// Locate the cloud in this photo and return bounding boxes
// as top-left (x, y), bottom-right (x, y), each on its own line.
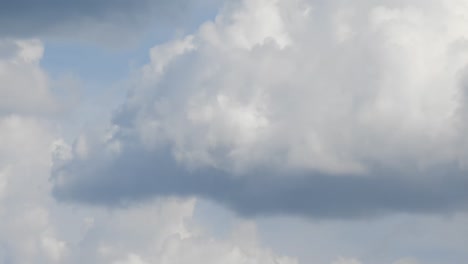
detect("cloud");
top-left (0, 115), bottom-right (65, 263)
top-left (0, 39), bottom-right (60, 116)
top-left (0, 87), bottom-right (294, 263)
top-left (0, 127), bottom-right (296, 263)
top-left (51, 143), bottom-right (468, 218)
top-left (0, 38), bottom-right (75, 262)
top-left (0, 48), bottom-right (295, 261)
top-left (331, 258), bottom-right (362, 264)
top-left (0, 120), bottom-right (294, 264)
top-left (93, 206), bottom-right (297, 264)
top-left (0, 0), bottom-right (220, 44)
top-left (121, 0), bottom-right (468, 174)
top-left (51, 0), bottom-right (468, 219)
top-left (58, 196), bottom-right (296, 264)
top-left (1, 10), bottom-right (464, 261)
top-left (71, 201), bottom-right (298, 264)
top-left (392, 259), bottom-right (420, 264)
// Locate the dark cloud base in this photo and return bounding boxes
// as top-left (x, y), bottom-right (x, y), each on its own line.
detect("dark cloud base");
top-left (52, 147), bottom-right (468, 219)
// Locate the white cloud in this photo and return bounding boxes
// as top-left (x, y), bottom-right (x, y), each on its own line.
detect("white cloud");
top-left (0, 49), bottom-right (296, 262)
top-left (393, 258), bottom-right (420, 264)
top-left (0, 114), bottom-right (295, 264)
top-left (0, 0), bottom-right (467, 263)
top-left (49, 0), bottom-right (468, 221)
top-left (2, 0), bottom-right (467, 262)
top-left (41, 235), bottom-right (68, 262)
top-left (102, 0), bottom-right (468, 175)
top-left (0, 33), bottom-right (297, 263)
top-left (0, 39), bottom-right (58, 116)
top-left (0, 115), bottom-right (66, 263)
top-left (75, 199), bottom-right (298, 264)
top-left (0, 35), bottom-right (73, 263)
top-left (331, 258), bottom-right (362, 264)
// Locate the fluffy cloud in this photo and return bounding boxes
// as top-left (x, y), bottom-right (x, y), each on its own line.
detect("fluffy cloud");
top-left (51, 0), bottom-right (468, 218)
top-left (1, 1), bottom-right (467, 263)
top-left (0, 116), bottom-right (65, 263)
top-left (0, 39), bottom-right (59, 116)
top-left (51, 0), bottom-right (468, 219)
top-left (0, 34), bottom-right (298, 263)
top-left (0, 77), bottom-right (293, 264)
top-left (65, 199), bottom-right (297, 264)
top-left (0, 116), bottom-right (295, 264)
top-left (125, 0), bottom-right (468, 173)
top-left (111, 0), bottom-right (468, 174)
top-left (1, 135), bottom-right (296, 264)
top-left (0, 37), bottom-right (67, 263)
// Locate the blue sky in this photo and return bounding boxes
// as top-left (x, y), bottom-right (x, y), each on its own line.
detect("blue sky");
top-left (0, 0), bottom-right (468, 264)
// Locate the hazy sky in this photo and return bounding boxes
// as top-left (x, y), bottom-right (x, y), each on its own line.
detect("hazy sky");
top-left (1, 0), bottom-right (467, 263)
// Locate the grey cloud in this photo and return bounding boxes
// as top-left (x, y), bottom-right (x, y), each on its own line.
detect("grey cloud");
top-left (0, 119), bottom-right (295, 264)
top-left (0, 0), bottom-right (218, 43)
top-left (52, 146), bottom-right (468, 219)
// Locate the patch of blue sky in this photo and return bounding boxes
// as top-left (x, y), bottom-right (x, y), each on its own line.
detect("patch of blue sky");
top-left (40, 0), bottom-right (221, 93)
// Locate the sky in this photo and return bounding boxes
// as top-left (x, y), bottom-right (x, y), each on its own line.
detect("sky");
top-left (0, 0), bottom-right (468, 263)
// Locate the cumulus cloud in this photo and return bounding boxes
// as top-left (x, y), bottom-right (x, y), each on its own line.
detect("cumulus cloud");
top-left (0, 40), bottom-right (64, 263)
top-left (0, 32), bottom-right (298, 263)
top-left (68, 200), bottom-right (297, 264)
top-left (119, 0), bottom-right (468, 174)
top-left (0, 116), bottom-right (65, 263)
top-left (0, 128), bottom-right (296, 264)
top-left (40, 195), bottom-right (298, 264)
top-left (0, 122), bottom-right (296, 263)
top-left (0, 120), bottom-right (295, 264)
top-left (0, 41), bottom-right (296, 261)
top-left (51, 0), bottom-right (468, 218)
top-left (0, 75), bottom-right (295, 264)
top-left (0, 1), bottom-right (467, 263)
top-left (0, 39), bottom-right (59, 116)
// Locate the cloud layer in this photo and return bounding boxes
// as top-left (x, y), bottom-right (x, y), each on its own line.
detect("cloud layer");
top-left (0, 0), bottom-right (219, 44)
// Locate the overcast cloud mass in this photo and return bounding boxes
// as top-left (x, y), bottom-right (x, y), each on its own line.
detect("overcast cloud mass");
top-left (1, 0), bottom-right (468, 263)
top-left (0, 0), bottom-right (219, 44)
